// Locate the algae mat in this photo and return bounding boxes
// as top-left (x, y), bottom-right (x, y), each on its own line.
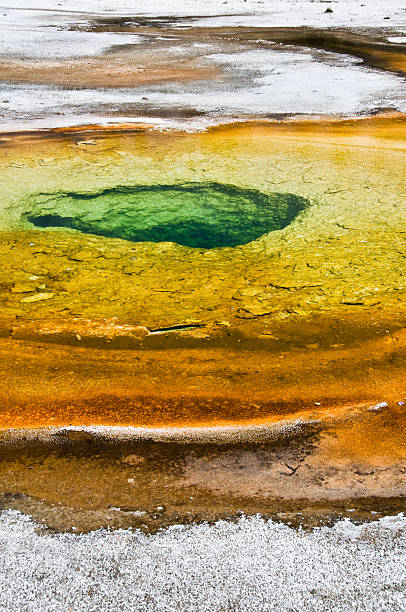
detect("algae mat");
top-left (0, 117), bottom-right (405, 327)
top-left (0, 116), bottom-right (405, 426)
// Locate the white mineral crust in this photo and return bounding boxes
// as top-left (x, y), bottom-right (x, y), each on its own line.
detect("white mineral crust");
top-left (0, 511), bottom-right (405, 611)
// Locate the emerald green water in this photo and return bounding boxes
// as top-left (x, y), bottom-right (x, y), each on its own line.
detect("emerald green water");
top-left (24, 182), bottom-right (308, 249)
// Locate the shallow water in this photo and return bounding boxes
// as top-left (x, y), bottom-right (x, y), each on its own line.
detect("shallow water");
top-left (0, 409), bottom-right (405, 533)
top-left (24, 182), bottom-right (307, 248)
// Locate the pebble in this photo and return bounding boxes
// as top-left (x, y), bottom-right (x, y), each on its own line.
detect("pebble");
top-left (20, 293), bottom-right (55, 303)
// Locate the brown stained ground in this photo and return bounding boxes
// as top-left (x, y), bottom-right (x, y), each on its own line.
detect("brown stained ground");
top-left (1, 25), bottom-right (405, 90)
top-left (0, 19), bottom-right (220, 89)
top-left (0, 59), bottom-right (218, 89)
top-left (206, 27), bottom-right (406, 77)
top-left (0, 406), bottom-right (404, 533)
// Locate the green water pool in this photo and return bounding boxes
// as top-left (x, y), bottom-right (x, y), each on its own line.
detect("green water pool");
top-left (23, 182), bottom-right (308, 249)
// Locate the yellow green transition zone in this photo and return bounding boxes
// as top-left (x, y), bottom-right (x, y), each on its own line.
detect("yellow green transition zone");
top-left (0, 116), bottom-right (405, 428)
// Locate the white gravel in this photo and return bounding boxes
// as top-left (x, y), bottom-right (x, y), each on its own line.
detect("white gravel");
top-left (0, 511), bottom-right (405, 611)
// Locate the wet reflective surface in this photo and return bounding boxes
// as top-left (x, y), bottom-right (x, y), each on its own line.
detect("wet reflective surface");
top-left (1, 404), bottom-right (405, 533)
top-left (24, 183), bottom-right (307, 248)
